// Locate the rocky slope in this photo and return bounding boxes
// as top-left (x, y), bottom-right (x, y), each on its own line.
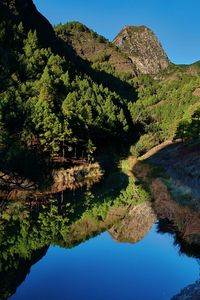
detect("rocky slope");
top-left (1, 2), bottom-right (180, 78)
top-left (113, 25), bottom-right (170, 74)
top-left (55, 22), bottom-right (137, 78)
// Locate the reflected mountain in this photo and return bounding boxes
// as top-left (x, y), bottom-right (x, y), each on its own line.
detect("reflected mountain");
top-left (171, 279), bottom-right (200, 300)
top-left (109, 202), bottom-right (155, 243)
top-left (152, 180), bottom-right (200, 300)
top-left (0, 171), bottom-right (200, 299)
top-left (152, 179), bottom-right (200, 257)
top-left (157, 219), bottom-right (200, 258)
top-left (0, 172), bottom-right (131, 300)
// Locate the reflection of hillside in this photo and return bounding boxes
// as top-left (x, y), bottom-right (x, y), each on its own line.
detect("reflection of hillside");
top-left (0, 200), bottom-right (128, 300)
top-left (171, 279), bottom-right (200, 300)
top-left (1, 155), bottom-right (200, 299)
top-left (132, 153), bottom-right (200, 299)
top-left (152, 178), bottom-right (200, 254)
top-left (132, 144), bottom-right (200, 255)
top-left (157, 219), bottom-right (200, 258)
top-left (0, 247), bottom-right (48, 300)
top-left (0, 173), bottom-right (133, 298)
top-left (60, 205), bottom-right (128, 248)
top-left (109, 202), bottom-right (155, 243)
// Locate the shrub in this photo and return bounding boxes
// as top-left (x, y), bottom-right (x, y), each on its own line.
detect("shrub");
top-left (130, 133), bottom-right (160, 157)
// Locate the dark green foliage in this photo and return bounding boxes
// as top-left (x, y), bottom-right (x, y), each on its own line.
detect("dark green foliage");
top-left (130, 133), bottom-right (160, 157)
top-left (0, 141), bottom-right (52, 187)
top-left (2, 0), bottom-right (200, 180)
top-left (54, 21), bottom-right (108, 44)
top-left (175, 108), bottom-right (200, 142)
top-left (129, 74), bottom-right (200, 155)
top-left (0, 14), bottom-right (134, 182)
top-left (55, 21), bottom-right (91, 34)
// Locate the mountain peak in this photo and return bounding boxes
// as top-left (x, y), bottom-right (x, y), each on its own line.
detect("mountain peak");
top-left (122, 25), bottom-right (150, 31)
top-left (113, 25), bottom-right (170, 74)
top-left (55, 21), bottom-right (137, 78)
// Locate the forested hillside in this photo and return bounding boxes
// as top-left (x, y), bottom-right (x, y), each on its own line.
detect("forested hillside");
top-left (0, 0), bottom-right (136, 185)
top-left (1, 0), bottom-right (200, 187)
top-left (55, 22), bottom-right (136, 79)
top-left (129, 73), bottom-right (200, 156)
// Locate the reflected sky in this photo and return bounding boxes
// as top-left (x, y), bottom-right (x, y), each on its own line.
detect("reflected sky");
top-left (10, 224), bottom-right (199, 300)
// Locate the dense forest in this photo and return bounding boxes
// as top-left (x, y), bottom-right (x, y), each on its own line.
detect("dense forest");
top-left (1, 0), bottom-right (200, 188)
top-left (129, 73), bottom-right (200, 156)
top-left (1, 2), bottom-right (200, 298)
top-left (0, 2), bottom-right (136, 186)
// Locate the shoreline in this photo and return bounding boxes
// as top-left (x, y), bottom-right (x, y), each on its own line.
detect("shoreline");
top-left (131, 141), bottom-right (200, 247)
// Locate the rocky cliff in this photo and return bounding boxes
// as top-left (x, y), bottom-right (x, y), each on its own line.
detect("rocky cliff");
top-left (113, 25), bottom-right (170, 74)
top-left (109, 202), bottom-right (155, 243)
top-left (2, 2), bottom-right (170, 76)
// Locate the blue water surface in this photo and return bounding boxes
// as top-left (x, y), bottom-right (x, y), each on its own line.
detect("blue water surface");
top-left (10, 224), bottom-right (199, 300)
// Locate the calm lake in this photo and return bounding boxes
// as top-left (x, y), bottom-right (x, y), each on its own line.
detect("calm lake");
top-left (7, 224), bottom-right (200, 300)
top-left (0, 172), bottom-right (200, 300)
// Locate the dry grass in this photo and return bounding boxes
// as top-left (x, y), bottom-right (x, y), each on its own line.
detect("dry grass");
top-left (3, 162), bottom-right (103, 201)
top-left (51, 162), bottom-right (103, 192)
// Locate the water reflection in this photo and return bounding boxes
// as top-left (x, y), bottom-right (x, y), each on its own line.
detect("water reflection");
top-left (171, 276), bottom-right (200, 300)
top-left (0, 178), bottom-right (199, 299)
top-left (109, 202), bottom-right (156, 243)
top-left (153, 187), bottom-right (200, 258)
top-left (0, 247), bottom-right (48, 300)
top-left (8, 228), bottom-right (200, 300)
top-left (0, 172), bottom-right (131, 300)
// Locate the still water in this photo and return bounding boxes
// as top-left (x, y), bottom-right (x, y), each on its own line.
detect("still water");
top-left (9, 224), bottom-right (199, 300)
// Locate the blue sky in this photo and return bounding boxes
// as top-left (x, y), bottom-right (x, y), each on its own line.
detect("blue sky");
top-left (34, 0), bottom-right (200, 64)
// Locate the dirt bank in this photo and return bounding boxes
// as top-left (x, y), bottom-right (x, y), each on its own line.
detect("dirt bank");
top-left (0, 163), bottom-right (103, 201)
top-left (132, 147), bottom-right (200, 247)
top-left (146, 141), bottom-right (200, 207)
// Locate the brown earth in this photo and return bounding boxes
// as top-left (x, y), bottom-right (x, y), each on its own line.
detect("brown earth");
top-left (57, 25), bottom-right (137, 77)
